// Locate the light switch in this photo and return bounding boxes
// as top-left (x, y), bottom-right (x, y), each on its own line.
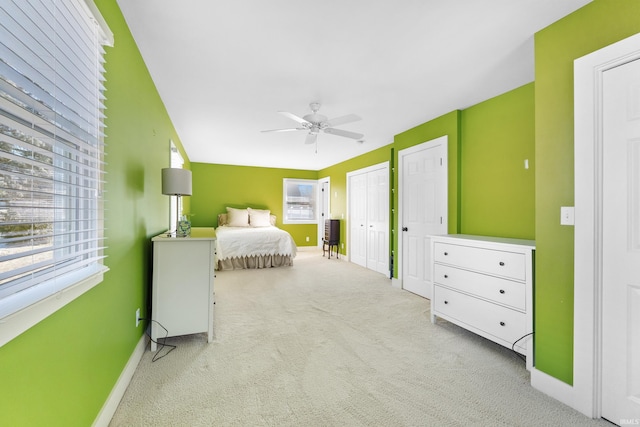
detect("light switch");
top-left (560, 206), bottom-right (575, 226)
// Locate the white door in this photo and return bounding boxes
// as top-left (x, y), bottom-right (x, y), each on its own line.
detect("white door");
top-left (399, 136), bottom-right (447, 299)
top-left (349, 172), bottom-right (367, 267)
top-left (348, 162), bottom-right (390, 273)
top-left (366, 167), bottom-right (389, 275)
top-left (601, 58), bottom-right (640, 424)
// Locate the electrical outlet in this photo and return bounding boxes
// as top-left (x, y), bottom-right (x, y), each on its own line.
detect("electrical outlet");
top-left (135, 308), bottom-right (140, 327)
top-left (560, 206), bottom-right (575, 226)
top-left (305, 236), bottom-right (309, 242)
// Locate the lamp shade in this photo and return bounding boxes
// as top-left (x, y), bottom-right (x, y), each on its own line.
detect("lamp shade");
top-left (161, 168), bottom-right (192, 196)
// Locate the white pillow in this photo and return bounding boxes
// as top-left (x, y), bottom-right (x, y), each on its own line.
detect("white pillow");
top-left (226, 207), bottom-right (249, 227)
top-left (248, 208), bottom-right (271, 227)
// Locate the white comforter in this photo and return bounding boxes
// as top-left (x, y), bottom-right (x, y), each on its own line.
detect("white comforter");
top-left (215, 225), bottom-right (297, 261)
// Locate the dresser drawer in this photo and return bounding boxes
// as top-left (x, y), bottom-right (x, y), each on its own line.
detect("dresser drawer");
top-left (433, 285), bottom-right (527, 350)
top-left (434, 264), bottom-right (526, 311)
top-left (434, 242), bottom-right (526, 280)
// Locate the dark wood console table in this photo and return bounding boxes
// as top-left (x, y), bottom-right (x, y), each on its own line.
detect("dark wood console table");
top-left (322, 219), bottom-right (340, 259)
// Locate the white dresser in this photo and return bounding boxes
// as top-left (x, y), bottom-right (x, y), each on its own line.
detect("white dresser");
top-left (151, 227), bottom-right (216, 351)
top-left (430, 234), bottom-right (535, 369)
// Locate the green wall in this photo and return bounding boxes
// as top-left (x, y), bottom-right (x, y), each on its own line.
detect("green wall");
top-left (0, 1), bottom-right (187, 425)
top-left (392, 111), bottom-right (462, 277)
top-left (190, 163), bottom-right (318, 246)
top-left (534, 0), bottom-right (640, 384)
top-left (2, 2), bottom-right (636, 424)
top-left (318, 144), bottom-right (394, 255)
top-left (317, 95), bottom-right (534, 277)
top-left (394, 110), bottom-right (462, 238)
top-left (461, 83), bottom-right (535, 239)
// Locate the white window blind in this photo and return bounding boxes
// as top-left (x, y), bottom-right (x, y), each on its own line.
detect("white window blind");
top-left (0, 0), bottom-right (111, 325)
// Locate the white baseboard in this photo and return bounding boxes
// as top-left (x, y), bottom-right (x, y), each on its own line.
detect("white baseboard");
top-left (391, 278), bottom-right (402, 289)
top-left (530, 367), bottom-right (582, 414)
top-left (93, 334), bottom-right (147, 427)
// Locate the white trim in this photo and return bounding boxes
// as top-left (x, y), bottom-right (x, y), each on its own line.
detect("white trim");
top-left (93, 335), bottom-right (147, 427)
top-left (317, 176), bottom-right (331, 248)
top-left (397, 136), bottom-right (448, 291)
top-left (531, 368), bottom-right (577, 409)
top-left (282, 178), bottom-right (319, 225)
top-left (82, 0), bottom-right (114, 46)
top-left (169, 141), bottom-right (186, 232)
top-left (346, 161), bottom-right (390, 265)
top-left (560, 30), bottom-right (640, 418)
top-left (0, 267), bottom-right (108, 347)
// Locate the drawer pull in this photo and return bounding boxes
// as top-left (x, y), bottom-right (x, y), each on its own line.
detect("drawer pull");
top-left (499, 289), bottom-right (505, 294)
top-left (444, 252), bottom-right (448, 256)
top-left (500, 321), bottom-right (505, 326)
top-left (444, 274), bottom-right (448, 279)
top-left (499, 261), bottom-right (505, 266)
top-left (444, 300), bottom-right (449, 304)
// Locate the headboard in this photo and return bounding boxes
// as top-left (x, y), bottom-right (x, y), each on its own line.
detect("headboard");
top-left (217, 213), bottom-right (277, 227)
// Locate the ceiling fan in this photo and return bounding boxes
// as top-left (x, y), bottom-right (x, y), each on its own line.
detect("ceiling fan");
top-left (261, 102), bottom-right (364, 145)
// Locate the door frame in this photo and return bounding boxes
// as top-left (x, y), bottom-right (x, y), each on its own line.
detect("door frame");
top-left (531, 31), bottom-right (640, 418)
top-left (346, 161), bottom-right (390, 265)
top-left (317, 177), bottom-right (330, 248)
top-left (396, 136), bottom-right (448, 291)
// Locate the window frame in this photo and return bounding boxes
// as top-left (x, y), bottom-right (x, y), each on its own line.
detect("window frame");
top-left (169, 141), bottom-right (185, 232)
top-left (282, 178), bottom-right (319, 225)
top-left (0, 0), bottom-right (112, 347)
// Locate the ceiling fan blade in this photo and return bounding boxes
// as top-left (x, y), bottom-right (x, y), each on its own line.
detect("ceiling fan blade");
top-left (305, 133), bottom-right (318, 145)
top-left (279, 111), bottom-right (310, 125)
top-left (261, 127), bottom-right (305, 133)
top-left (325, 114), bottom-right (361, 127)
top-left (324, 128), bottom-right (364, 140)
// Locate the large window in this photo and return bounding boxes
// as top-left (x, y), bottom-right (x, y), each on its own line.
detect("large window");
top-left (283, 179), bottom-right (318, 224)
top-left (0, 0), bottom-right (112, 345)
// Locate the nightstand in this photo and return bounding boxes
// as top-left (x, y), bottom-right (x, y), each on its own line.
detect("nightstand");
top-left (150, 227), bottom-right (216, 351)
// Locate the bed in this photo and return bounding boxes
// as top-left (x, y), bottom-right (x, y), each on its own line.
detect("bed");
top-left (214, 207), bottom-right (297, 270)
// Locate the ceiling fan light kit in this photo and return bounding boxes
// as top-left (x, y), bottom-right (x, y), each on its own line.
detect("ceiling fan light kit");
top-left (262, 102), bottom-right (364, 148)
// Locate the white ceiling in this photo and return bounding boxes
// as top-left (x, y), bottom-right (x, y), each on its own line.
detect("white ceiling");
top-left (116, 0), bottom-right (591, 171)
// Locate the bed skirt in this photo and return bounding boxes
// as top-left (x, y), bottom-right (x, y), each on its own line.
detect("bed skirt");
top-left (216, 254), bottom-right (294, 270)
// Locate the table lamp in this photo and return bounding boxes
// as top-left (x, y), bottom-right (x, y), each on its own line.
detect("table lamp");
top-left (162, 168), bottom-right (192, 237)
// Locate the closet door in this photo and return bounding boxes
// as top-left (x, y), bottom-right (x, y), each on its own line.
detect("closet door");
top-left (366, 167), bottom-right (389, 275)
top-left (348, 162), bottom-right (389, 274)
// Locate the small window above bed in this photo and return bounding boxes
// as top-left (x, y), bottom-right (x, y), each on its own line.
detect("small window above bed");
top-left (283, 179), bottom-right (318, 224)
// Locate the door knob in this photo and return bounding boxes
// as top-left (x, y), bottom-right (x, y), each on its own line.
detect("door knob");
top-left (402, 227), bottom-right (408, 231)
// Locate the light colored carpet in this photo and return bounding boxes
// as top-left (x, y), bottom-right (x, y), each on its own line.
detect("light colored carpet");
top-left (110, 249), bottom-right (609, 427)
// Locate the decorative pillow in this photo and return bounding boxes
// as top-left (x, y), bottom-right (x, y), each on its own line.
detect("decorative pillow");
top-left (217, 213), bottom-right (228, 226)
top-left (248, 208), bottom-right (271, 227)
top-left (226, 207), bottom-right (249, 227)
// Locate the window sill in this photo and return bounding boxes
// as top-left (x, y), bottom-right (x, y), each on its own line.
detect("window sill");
top-left (0, 265), bottom-right (109, 347)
